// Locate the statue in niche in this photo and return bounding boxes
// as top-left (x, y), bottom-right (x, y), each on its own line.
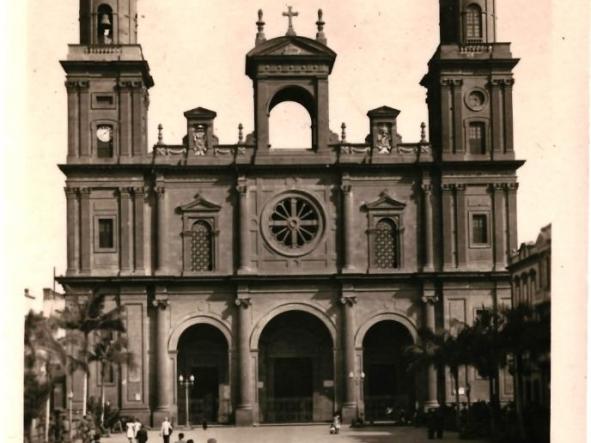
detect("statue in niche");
top-left (376, 124), bottom-right (392, 154)
top-left (192, 125), bottom-right (208, 155)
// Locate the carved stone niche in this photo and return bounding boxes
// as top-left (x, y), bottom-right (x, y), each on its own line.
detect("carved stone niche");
top-left (183, 107), bottom-right (220, 156)
top-left (366, 106), bottom-right (403, 154)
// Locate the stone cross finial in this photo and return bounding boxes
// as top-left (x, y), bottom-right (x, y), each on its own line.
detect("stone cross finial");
top-left (316, 9), bottom-right (327, 45)
top-left (157, 123), bottom-right (163, 144)
top-left (341, 122), bottom-right (347, 143)
top-left (283, 6), bottom-right (299, 36)
top-left (420, 122), bottom-right (427, 143)
top-left (238, 123), bottom-right (244, 143)
top-left (255, 9), bottom-right (266, 45)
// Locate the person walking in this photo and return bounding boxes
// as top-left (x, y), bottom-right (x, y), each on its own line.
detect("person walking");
top-left (126, 418), bottom-right (136, 443)
top-left (160, 417), bottom-right (174, 443)
top-left (136, 424), bottom-right (149, 443)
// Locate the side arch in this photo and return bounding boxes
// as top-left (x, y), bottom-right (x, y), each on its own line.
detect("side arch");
top-left (354, 312), bottom-right (418, 350)
top-left (168, 314), bottom-right (234, 353)
top-left (250, 302), bottom-right (337, 351)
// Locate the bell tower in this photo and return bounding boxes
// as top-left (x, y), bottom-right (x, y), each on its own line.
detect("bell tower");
top-left (422, 0), bottom-right (518, 162)
top-left (61, 0), bottom-right (153, 163)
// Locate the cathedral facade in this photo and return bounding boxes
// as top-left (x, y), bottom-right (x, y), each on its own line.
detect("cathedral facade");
top-left (58, 0), bottom-right (521, 426)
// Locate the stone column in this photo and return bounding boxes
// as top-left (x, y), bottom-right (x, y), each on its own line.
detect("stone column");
top-left (441, 184), bottom-right (455, 269)
top-left (119, 187), bottom-right (132, 273)
top-left (491, 80), bottom-right (504, 155)
top-left (422, 292), bottom-right (439, 408)
top-left (65, 187), bottom-right (80, 274)
top-left (237, 181), bottom-right (252, 273)
top-left (455, 184), bottom-right (467, 268)
top-left (502, 79), bottom-right (515, 154)
top-left (153, 298), bottom-right (172, 424)
top-left (340, 294), bottom-right (358, 423)
top-left (506, 183), bottom-right (519, 253)
top-left (155, 187), bottom-right (168, 274)
top-left (133, 187), bottom-right (145, 274)
top-left (451, 79), bottom-right (464, 153)
top-left (235, 296), bottom-right (253, 425)
top-left (341, 182), bottom-right (356, 272)
top-left (65, 81), bottom-right (79, 158)
top-left (78, 81), bottom-right (90, 157)
top-left (422, 184), bottom-right (434, 271)
top-left (440, 80), bottom-right (452, 154)
top-left (79, 188), bottom-right (91, 273)
top-left (493, 184), bottom-right (506, 270)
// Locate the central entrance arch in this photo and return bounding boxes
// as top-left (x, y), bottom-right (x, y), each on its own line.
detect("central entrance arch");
top-left (176, 324), bottom-right (229, 424)
top-left (257, 310), bottom-right (334, 423)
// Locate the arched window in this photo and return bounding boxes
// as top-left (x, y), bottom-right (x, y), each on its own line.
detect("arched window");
top-left (269, 101), bottom-right (312, 149)
top-left (373, 218), bottom-right (399, 269)
top-left (97, 4), bottom-right (113, 45)
top-left (190, 221), bottom-right (213, 272)
top-left (464, 5), bottom-right (483, 41)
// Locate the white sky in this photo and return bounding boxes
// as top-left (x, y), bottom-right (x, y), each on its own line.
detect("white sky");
top-left (0, 1), bottom-right (588, 440)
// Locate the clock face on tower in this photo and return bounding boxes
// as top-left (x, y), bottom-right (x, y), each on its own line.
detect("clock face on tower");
top-left (96, 125), bottom-right (113, 143)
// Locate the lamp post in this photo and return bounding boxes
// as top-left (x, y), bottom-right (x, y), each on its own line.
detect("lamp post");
top-left (178, 374), bottom-right (195, 428)
top-left (67, 391), bottom-right (74, 442)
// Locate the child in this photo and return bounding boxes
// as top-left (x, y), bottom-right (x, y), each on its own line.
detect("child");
top-left (174, 432), bottom-right (186, 443)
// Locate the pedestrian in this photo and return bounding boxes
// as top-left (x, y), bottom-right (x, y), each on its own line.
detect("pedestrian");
top-left (136, 424), bottom-right (149, 443)
top-left (174, 432), bottom-right (186, 443)
top-left (134, 417), bottom-right (142, 440)
top-left (434, 406), bottom-right (445, 439)
top-left (202, 419), bottom-right (208, 430)
top-left (332, 413), bottom-right (341, 434)
top-left (126, 418), bottom-right (136, 443)
top-left (426, 408), bottom-right (435, 439)
top-left (160, 417), bottom-right (174, 443)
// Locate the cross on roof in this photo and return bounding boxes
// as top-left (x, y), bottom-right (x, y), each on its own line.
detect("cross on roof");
top-left (282, 6), bottom-right (299, 36)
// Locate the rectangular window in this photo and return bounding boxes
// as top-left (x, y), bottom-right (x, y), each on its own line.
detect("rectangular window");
top-left (98, 218), bottom-right (114, 249)
top-left (472, 214), bottom-right (488, 244)
top-left (468, 122), bottom-right (486, 154)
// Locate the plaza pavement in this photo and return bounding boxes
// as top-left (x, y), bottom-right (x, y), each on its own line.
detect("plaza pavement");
top-left (100, 424), bottom-right (488, 443)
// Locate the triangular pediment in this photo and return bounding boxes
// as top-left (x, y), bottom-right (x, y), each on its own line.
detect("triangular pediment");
top-left (177, 193), bottom-right (221, 213)
top-left (247, 36), bottom-right (336, 58)
top-left (364, 191), bottom-right (406, 210)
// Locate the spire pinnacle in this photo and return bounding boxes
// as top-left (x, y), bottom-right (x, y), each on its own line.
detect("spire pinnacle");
top-left (316, 9), bottom-right (327, 45)
top-left (255, 9), bottom-right (266, 45)
top-left (282, 6), bottom-right (299, 36)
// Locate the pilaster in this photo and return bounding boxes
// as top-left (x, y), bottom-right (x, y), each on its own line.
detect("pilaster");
top-left (422, 184), bottom-right (435, 272)
top-left (502, 79), bottom-right (515, 154)
top-left (340, 292), bottom-right (358, 423)
top-left (118, 187), bottom-right (133, 274)
top-left (78, 81), bottom-right (90, 157)
top-left (118, 80), bottom-right (132, 157)
top-left (440, 80), bottom-right (452, 154)
top-left (153, 295), bottom-right (173, 422)
top-left (491, 79), bottom-right (504, 155)
top-left (441, 184), bottom-right (455, 269)
top-left (455, 184), bottom-right (467, 268)
top-left (451, 79), bottom-right (464, 153)
top-left (341, 178), bottom-right (356, 272)
top-left (65, 187), bottom-right (80, 274)
top-left (506, 183), bottom-right (519, 254)
top-left (155, 187), bottom-right (168, 275)
top-left (65, 81), bottom-right (80, 159)
top-left (79, 187), bottom-right (92, 273)
top-left (493, 183), bottom-right (506, 270)
top-left (237, 178), bottom-right (254, 273)
top-left (132, 187), bottom-right (145, 274)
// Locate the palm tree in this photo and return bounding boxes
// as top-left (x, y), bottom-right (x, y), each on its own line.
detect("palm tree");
top-left (58, 290), bottom-right (125, 416)
top-left (89, 332), bottom-right (134, 428)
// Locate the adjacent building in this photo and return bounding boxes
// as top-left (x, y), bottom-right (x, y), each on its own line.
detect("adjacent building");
top-left (57, 0), bottom-right (523, 426)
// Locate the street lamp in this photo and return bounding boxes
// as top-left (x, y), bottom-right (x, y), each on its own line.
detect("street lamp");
top-left (67, 391), bottom-right (74, 442)
top-left (178, 374), bottom-right (195, 428)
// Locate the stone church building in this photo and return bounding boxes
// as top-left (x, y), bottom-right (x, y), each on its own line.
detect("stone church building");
top-left (58, 0), bottom-right (521, 426)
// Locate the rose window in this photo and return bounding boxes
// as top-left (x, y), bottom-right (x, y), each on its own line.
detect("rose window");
top-left (263, 193), bottom-right (324, 256)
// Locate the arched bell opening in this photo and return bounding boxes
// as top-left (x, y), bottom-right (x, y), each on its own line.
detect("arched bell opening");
top-left (257, 310), bottom-right (334, 423)
top-left (176, 324), bottom-right (230, 425)
top-left (268, 86), bottom-right (316, 150)
top-left (362, 320), bottom-right (415, 422)
top-left (96, 4), bottom-right (113, 45)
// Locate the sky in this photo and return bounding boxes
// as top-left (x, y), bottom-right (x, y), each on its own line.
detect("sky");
top-left (0, 1), bottom-right (588, 440)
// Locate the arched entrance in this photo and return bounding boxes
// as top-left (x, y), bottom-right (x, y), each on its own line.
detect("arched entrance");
top-left (362, 320), bottom-right (415, 421)
top-left (176, 324), bottom-right (229, 425)
top-left (258, 311), bottom-right (334, 423)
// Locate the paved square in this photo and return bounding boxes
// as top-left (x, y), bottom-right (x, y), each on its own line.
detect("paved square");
top-left (100, 425), bottom-right (488, 443)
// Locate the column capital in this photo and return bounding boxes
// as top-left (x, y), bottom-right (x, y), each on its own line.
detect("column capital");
top-left (441, 183), bottom-right (454, 192)
top-left (118, 187), bottom-right (133, 197)
top-left (421, 183), bottom-right (433, 194)
top-left (441, 78), bottom-right (463, 87)
top-left (236, 184), bottom-right (248, 195)
top-left (489, 183), bottom-right (505, 192)
top-left (455, 183), bottom-right (466, 192)
top-left (155, 186), bottom-right (166, 197)
top-left (79, 187), bottom-right (91, 197)
top-left (421, 294), bottom-right (439, 305)
top-left (235, 297), bottom-right (252, 309)
top-left (506, 182), bottom-right (519, 191)
top-left (64, 187), bottom-right (79, 198)
top-left (340, 295), bottom-right (357, 306)
top-left (132, 186), bottom-right (145, 196)
top-left (340, 183), bottom-right (352, 193)
top-left (152, 298), bottom-right (169, 310)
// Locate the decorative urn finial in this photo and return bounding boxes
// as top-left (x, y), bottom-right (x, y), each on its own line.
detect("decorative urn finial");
top-left (255, 9), bottom-right (266, 45)
top-left (316, 9), bottom-right (327, 45)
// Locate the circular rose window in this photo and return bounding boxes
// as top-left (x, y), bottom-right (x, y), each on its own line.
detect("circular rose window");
top-left (465, 89), bottom-right (488, 111)
top-left (262, 193), bottom-right (325, 257)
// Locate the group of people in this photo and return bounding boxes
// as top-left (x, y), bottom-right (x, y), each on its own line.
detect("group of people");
top-left (125, 417), bottom-right (148, 443)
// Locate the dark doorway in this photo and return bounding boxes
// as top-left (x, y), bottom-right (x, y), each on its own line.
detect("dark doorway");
top-left (363, 321), bottom-right (415, 422)
top-left (258, 311), bottom-right (334, 423)
top-left (177, 324), bottom-right (229, 424)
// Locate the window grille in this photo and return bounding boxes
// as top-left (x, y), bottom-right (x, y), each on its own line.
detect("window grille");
top-left (472, 214), bottom-right (488, 244)
top-left (465, 5), bottom-right (483, 40)
top-left (190, 221), bottom-right (213, 271)
top-left (98, 219), bottom-right (114, 248)
top-left (373, 219), bottom-right (398, 269)
top-left (468, 122), bottom-right (486, 154)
